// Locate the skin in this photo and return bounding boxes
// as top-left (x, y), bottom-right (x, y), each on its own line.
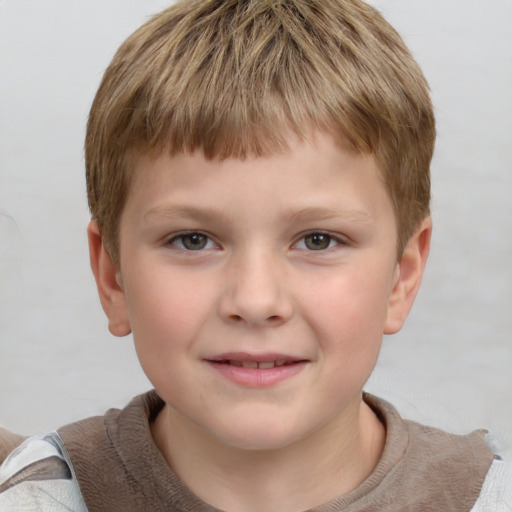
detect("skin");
top-left (89, 132), bottom-right (431, 512)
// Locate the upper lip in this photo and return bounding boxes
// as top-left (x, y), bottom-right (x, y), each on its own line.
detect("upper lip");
top-left (207, 352), bottom-right (307, 363)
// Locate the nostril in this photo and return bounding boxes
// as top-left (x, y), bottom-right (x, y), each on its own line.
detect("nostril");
top-left (228, 314), bottom-right (282, 324)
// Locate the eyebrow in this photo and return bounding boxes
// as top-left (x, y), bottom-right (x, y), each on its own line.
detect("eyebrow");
top-left (144, 204), bottom-right (373, 225)
top-left (144, 205), bottom-right (231, 223)
top-left (280, 206), bottom-right (374, 225)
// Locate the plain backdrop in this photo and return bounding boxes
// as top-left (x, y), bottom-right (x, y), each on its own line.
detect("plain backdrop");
top-left (0, 0), bottom-right (511, 447)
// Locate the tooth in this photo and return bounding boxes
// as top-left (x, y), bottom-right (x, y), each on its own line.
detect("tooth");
top-left (230, 360), bottom-right (243, 367)
top-left (242, 361), bottom-right (258, 369)
top-left (258, 361), bottom-right (275, 369)
top-left (275, 361), bottom-right (286, 367)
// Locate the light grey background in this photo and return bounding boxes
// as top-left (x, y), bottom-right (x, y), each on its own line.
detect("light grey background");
top-left (1, 1), bottom-right (511, 446)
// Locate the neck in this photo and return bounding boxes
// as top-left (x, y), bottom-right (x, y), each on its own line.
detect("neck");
top-left (151, 397), bottom-right (385, 512)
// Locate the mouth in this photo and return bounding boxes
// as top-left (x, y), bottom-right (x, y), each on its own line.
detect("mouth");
top-left (207, 352), bottom-right (307, 368)
top-left (205, 353), bottom-right (308, 387)
top-left (211, 359), bottom-right (300, 369)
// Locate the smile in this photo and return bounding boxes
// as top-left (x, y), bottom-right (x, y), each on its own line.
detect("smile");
top-left (206, 353), bottom-right (308, 387)
top-left (218, 360), bottom-right (296, 369)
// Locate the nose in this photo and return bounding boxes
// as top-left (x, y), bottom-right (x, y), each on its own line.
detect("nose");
top-left (218, 249), bottom-right (293, 327)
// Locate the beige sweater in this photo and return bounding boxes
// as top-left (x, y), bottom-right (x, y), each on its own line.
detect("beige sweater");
top-left (61, 391), bottom-right (495, 511)
top-left (0, 392), bottom-right (501, 511)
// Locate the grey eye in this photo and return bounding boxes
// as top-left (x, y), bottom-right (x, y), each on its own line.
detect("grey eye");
top-left (178, 233), bottom-right (209, 250)
top-left (303, 233), bottom-right (332, 250)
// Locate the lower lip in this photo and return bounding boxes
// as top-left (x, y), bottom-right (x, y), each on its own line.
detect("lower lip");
top-left (206, 361), bottom-right (307, 387)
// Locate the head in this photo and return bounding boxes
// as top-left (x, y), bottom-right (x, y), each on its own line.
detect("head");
top-left (86, 0), bottom-right (434, 454)
top-left (85, 0), bottom-right (435, 265)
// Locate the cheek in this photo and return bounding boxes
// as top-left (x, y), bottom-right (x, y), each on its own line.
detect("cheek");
top-left (123, 268), bottom-right (216, 356)
top-left (301, 269), bottom-right (392, 363)
top-left (310, 272), bottom-right (391, 326)
top-left (125, 275), bottom-right (212, 400)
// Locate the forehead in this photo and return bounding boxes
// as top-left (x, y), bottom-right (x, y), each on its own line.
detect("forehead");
top-left (122, 132), bottom-right (395, 231)
top-left (130, 131), bottom-right (382, 191)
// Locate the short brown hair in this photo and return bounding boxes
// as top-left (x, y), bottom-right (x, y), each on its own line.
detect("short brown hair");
top-left (86, 0), bottom-right (435, 262)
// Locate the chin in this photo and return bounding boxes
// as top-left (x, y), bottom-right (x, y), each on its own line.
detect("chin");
top-left (210, 417), bottom-right (309, 452)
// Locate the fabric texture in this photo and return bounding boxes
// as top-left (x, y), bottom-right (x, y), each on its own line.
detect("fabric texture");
top-left (0, 427), bottom-right (25, 465)
top-left (1, 391), bottom-right (510, 511)
top-left (0, 432), bottom-right (86, 511)
top-left (58, 391), bottom-right (498, 511)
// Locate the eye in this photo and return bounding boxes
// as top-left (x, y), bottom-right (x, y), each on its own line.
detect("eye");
top-left (295, 232), bottom-right (342, 251)
top-left (168, 232), bottom-right (217, 251)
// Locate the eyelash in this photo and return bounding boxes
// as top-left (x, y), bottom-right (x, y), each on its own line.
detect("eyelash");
top-left (166, 231), bottom-right (345, 252)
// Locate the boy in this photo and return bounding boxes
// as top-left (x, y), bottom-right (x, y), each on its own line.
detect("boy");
top-left (0, 0), bottom-right (510, 510)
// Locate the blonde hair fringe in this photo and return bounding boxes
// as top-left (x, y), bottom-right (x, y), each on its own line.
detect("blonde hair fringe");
top-left (86, 0), bottom-right (435, 261)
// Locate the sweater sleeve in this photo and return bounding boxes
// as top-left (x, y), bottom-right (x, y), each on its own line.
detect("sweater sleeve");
top-left (0, 432), bottom-right (87, 511)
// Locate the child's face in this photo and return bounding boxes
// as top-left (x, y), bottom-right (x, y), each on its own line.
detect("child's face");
top-left (99, 132), bottom-right (424, 450)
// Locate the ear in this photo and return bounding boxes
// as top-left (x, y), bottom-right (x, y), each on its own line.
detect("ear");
top-left (384, 217), bottom-right (432, 334)
top-left (87, 221), bottom-right (131, 337)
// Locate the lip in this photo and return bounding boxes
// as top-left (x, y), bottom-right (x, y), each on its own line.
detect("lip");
top-left (205, 352), bottom-right (309, 388)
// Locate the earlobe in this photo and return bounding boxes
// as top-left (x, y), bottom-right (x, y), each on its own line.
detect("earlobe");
top-left (384, 217), bottom-right (432, 335)
top-left (87, 221), bottom-right (132, 337)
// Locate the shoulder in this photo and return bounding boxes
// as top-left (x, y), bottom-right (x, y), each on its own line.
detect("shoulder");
top-left (0, 393), bottom-right (153, 512)
top-left (405, 419), bottom-right (512, 510)
top-left (0, 432), bottom-right (87, 511)
top-left (57, 391), bottom-right (167, 511)
top-left (364, 394), bottom-right (499, 511)
top-left (404, 418), bottom-right (494, 467)
top-left (0, 426), bottom-right (25, 465)
top-left (366, 394), bottom-right (496, 478)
